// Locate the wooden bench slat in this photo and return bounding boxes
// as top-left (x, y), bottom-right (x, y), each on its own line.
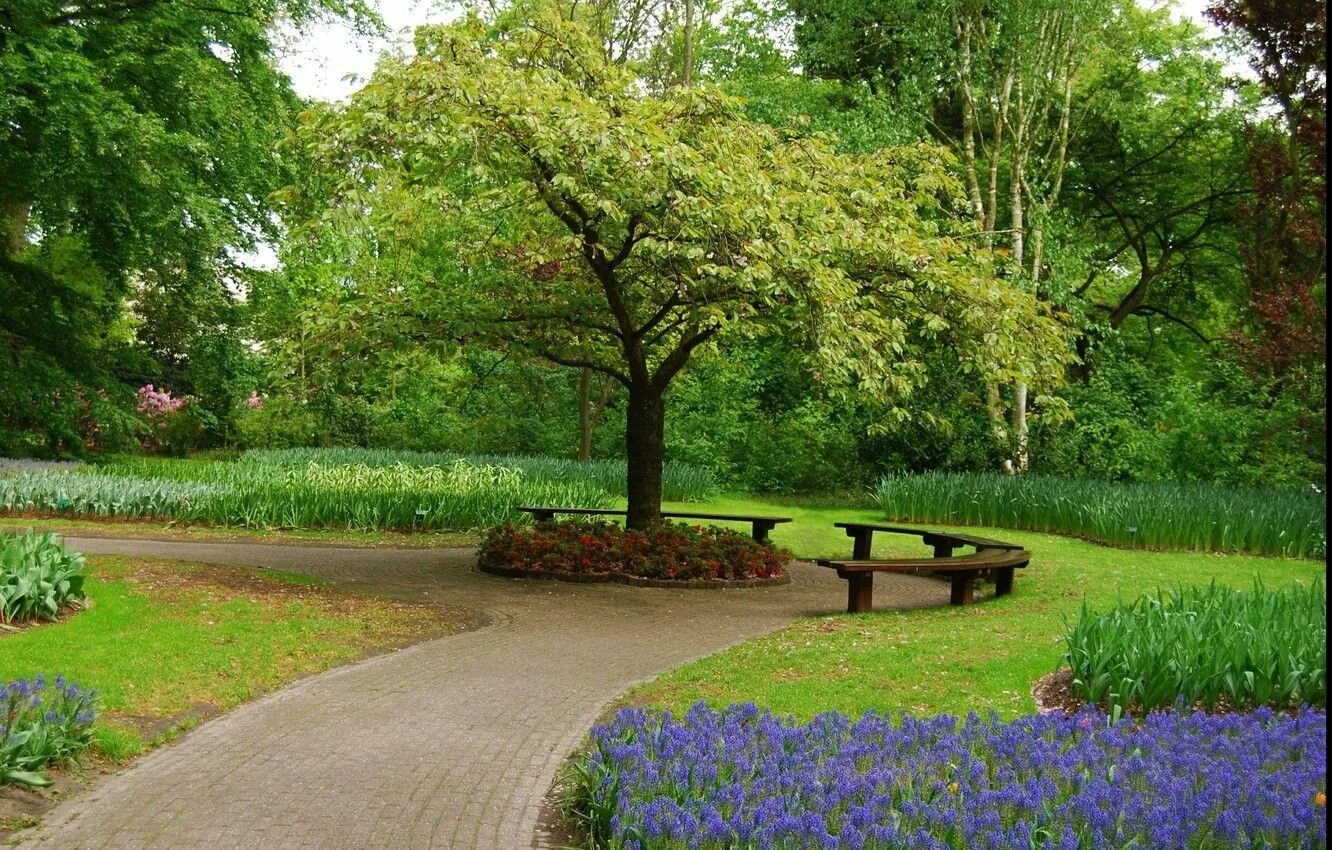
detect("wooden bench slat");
top-left (818, 550), bottom-right (1029, 572)
top-left (661, 511), bottom-right (793, 523)
top-left (514, 506), bottom-right (791, 543)
top-left (833, 522), bottom-right (1023, 552)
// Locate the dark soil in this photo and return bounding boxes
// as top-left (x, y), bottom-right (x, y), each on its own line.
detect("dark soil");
top-left (1030, 668), bottom-right (1314, 718)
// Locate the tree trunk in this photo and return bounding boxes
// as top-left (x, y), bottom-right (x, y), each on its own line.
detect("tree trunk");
top-left (1012, 382), bottom-right (1029, 473)
top-left (956, 19), bottom-right (986, 229)
top-left (577, 368), bottom-right (613, 462)
top-left (682, 0), bottom-right (694, 86)
top-left (1, 196), bottom-right (30, 256)
top-left (625, 384), bottom-right (665, 530)
top-left (986, 384), bottom-right (1015, 474)
top-left (577, 368), bottom-right (593, 462)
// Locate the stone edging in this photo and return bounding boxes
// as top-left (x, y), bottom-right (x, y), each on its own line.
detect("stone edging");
top-left (477, 561), bottom-right (791, 589)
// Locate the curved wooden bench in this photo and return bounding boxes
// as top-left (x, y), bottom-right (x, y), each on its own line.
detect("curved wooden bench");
top-left (817, 523), bottom-right (1029, 613)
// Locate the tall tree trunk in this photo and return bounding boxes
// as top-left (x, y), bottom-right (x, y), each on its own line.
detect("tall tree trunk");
top-left (1012, 382), bottom-right (1029, 473)
top-left (986, 384), bottom-right (1015, 474)
top-left (1009, 149), bottom-right (1030, 473)
top-left (1, 196), bottom-right (30, 256)
top-left (577, 368), bottom-right (593, 462)
top-left (956, 19), bottom-right (985, 229)
top-left (625, 383), bottom-right (665, 529)
top-left (681, 0), bottom-right (694, 86)
top-left (577, 368), bottom-right (613, 462)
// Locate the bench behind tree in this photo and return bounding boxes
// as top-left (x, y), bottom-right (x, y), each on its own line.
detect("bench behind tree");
top-left (517, 506), bottom-right (792, 544)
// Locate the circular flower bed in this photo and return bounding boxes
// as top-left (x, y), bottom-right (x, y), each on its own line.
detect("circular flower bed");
top-left (478, 520), bottom-right (790, 587)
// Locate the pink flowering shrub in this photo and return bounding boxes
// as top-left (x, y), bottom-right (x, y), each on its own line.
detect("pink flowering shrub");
top-left (136, 384), bottom-right (186, 416)
top-left (136, 384), bottom-right (210, 455)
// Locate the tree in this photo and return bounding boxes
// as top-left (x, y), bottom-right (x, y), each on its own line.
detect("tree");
top-left (0, 0), bottom-right (376, 450)
top-left (284, 3), bottom-right (1067, 527)
top-left (1064, 5), bottom-right (1249, 373)
top-left (786, 0), bottom-right (1111, 472)
top-left (1206, 0), bottom-right (1326, 380)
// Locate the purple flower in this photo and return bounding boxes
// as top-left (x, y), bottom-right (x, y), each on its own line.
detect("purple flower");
top-left (578, 702), bottom-right (1328, 848)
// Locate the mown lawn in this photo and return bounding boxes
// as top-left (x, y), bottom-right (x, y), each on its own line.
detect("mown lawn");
top-left (0, 555), bottom-right (467, 758)
top-left (632, 495), bottom-right (1323, 720)
top-left (6, 491), bottom-right (1321, 729)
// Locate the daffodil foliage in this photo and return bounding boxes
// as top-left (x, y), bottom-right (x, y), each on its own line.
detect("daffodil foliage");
top-left (287, 3), bottom-right (1068, 525)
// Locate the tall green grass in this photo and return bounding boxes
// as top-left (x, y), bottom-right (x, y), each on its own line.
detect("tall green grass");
top-left (105, 448), bottom-right (719, 504)
top-left (0, 462), bottom-right (611, 532)
top-left (1062, 579), bottom-right (1326, 715)
top-left (876, 471), bottom-right (1325, 558)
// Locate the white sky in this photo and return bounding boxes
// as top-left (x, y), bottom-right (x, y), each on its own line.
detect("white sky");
top-left (276, 0), bottom-right (460, 103)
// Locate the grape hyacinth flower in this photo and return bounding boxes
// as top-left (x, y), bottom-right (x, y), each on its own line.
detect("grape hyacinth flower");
top-left (576, 702), bottom-right (1327, 849)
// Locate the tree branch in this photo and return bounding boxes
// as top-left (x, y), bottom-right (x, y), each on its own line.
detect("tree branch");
top-left (1135, 305), bottom-right (1219, 345)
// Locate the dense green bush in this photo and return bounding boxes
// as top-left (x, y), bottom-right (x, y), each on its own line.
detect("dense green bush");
top-left (1062, 579), bottom-right (1327, 715)
top-left (876, 471), bottom-right (1325, 558)
top-left (1033, 348), bottom-right (1325, 491)
top-left (0, 530), bottom-right (87, 623)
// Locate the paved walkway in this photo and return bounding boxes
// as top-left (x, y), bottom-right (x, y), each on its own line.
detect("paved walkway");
top-left (21, 537), bottom-right (949, 849)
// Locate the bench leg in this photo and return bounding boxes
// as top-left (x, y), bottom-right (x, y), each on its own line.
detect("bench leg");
top-left (847, 529), bottom-right (873, 560)
top-left (846, 573), bottom-right (873, 613)
top-left (949, 571), bottom-right (977, 605)
top-left (751, 521), bottom-right (774, 544)
top-left (995, 567), bottom-right (1014, 597)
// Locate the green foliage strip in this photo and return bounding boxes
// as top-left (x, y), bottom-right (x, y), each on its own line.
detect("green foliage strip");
top-left (1062, 579), bottom-right (1327, 715)
top-left (0, 450), bottom-right (717, 532)
top-left (877, 471), bottom-right (1325, 558)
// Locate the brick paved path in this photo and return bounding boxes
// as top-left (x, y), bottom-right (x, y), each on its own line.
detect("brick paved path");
top-left (21, 537), bottom-right (948, 849)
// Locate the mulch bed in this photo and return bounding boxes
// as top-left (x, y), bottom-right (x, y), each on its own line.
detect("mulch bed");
top-left (0, 600), bottom-right (91, 635)
top-left (1031, 668), bottom-right (1312, 717)
top-left (478, 561), bottom-right (790, 589)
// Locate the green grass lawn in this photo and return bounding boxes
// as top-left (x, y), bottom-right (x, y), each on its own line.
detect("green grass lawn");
top-left (632, 495), bottom-right (1324, 721)
top-left (6, 490), bottom-right (1322, 732)
top-left (0, 555), bottom-right (465, 759)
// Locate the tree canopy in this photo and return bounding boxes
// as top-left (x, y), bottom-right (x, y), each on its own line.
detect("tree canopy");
top-left (0, 0), bottom-right (374, 452)
top-left (283, 3), bottom-right (1067, 524)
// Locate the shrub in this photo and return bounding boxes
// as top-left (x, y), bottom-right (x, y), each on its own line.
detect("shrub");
top-left (1062, 579), bottom-right (1326, 716)
top-left (875, 471), bottom-right (1326, 558)
top-left (479, 521), bottom-right (789, 582)
top-left (137, 384), bottom-right (214, 456)
top-left (0, 530), bottom-right (87, 623)
top-left (1, 676), bottom-right (99, 787)
top-left (568, 702), bottom-right (1327, 849)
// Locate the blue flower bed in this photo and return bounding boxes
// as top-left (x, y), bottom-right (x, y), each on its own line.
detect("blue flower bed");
top-left (571, 703), bottom-right (1327, 849)
top-left (1, 675), bottom-right (99, 787)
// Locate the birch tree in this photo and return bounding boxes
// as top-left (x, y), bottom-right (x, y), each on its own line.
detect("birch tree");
top-left (950, 0), bottom-right (1109, 472)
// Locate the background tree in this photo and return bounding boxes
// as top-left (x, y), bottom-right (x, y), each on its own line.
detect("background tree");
top-left (1064, 5), bottom-right (1249, 374)
top-left (0, 0), bottom-right (376, 452)
top-left (1206, 0), bottom-right (1326, 378)
top-left (284, 3), bottom-right (1067, 526)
